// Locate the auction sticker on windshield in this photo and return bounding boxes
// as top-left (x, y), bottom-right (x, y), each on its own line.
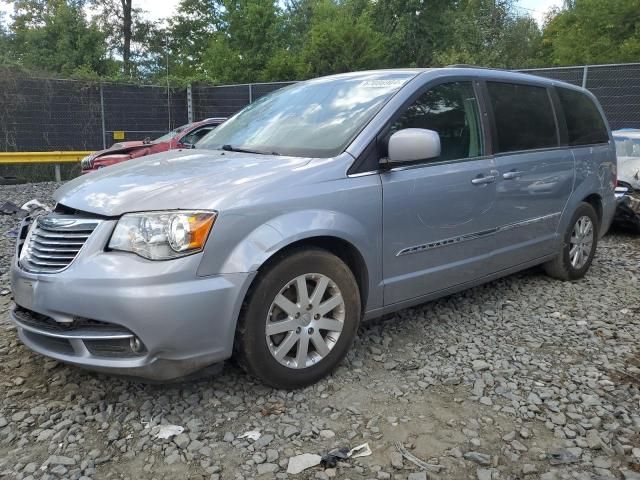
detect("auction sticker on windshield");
top-left (360, 80), bottom-right (407, 88)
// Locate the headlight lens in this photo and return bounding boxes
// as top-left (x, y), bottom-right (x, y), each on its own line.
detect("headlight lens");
top-left (108, 210), bottom-right (217, 260)
top-left (81, 155), bottom-right (93, 169)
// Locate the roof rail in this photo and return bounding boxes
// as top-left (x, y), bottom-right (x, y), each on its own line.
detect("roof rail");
top-left (446, 64), bottom-right (497, 70)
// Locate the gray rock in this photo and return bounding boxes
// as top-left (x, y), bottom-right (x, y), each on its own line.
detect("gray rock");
top-left (287, 454), bottom-right (322, 475)
top-left (548, 449), bottom-right (579, 465)
top-left (512, 440), bottom-right (528, 452)
top-left (477, 468), bottom-right (492, 480)
top-left (254, 433), bottom-right (274, 449)
top-left (550, 412), bottom-right (566, 426)
top-left (45, 456), bottom-right (75, 466)
top-left (586, 430), bottom-right (602, 449)
top-left (266, 449), bottom-right (279, 463)
top-left (464, 452), bottom-right (491, 466)
top-left (283, 425), bottom-right (300, 438)
top-left (36, 429), bottom-right (55, 442)
top-left (621, 470), bottom-right (640, 480)
top-left (408, 473), bottom-right (427, 480)
top-left (390, 451), bottom-right (403, 469)
top-left (174, 433), bottom-right (190, 449)
top-left (472, 360), bottom-right (491, 372)
top-left (257, 463), bottom-right (278, 475)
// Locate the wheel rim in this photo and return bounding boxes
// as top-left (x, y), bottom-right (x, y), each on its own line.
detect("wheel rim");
top-left (569, 215), bottom-right (594, 269)
top-left (265, 273), bottom-right (345, 369)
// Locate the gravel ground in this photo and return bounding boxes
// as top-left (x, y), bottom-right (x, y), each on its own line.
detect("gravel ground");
top-left (0, 182), bottom-right (639, 480)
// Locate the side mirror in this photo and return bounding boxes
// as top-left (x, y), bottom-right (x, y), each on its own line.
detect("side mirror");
top-left (386, 128), bottom-right (441, 164)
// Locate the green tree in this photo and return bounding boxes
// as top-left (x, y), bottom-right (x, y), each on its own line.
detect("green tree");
top-left (542, 0), bottom-right (640, 65)
top-left (296, 0), bottom-right (388, 78)
top-left (202, 0), bottom-right (285, 83)
top-left (166, 0), bottom-right (221, 79)
top-left (0, 11), bottom-right (10, 65)
top-left (436, 0), bottom-right (543, 68)
top-left (90, 0), bottom-right (161, 78)
top-left (367, 0), bottom-right (452, 68)
top-left (9, 0), bottom-right (110, 75)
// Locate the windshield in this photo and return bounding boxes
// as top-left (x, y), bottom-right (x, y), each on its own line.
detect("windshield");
top-left (614, 136), bottom-right (640, 158)
top-left (197, 72), bottom-right (415, 157)
top-left (153, 124), bottom-right (189, 143)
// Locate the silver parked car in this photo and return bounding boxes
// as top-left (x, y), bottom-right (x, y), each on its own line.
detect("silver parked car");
top-left (11, 68), bottom-right (616, 388)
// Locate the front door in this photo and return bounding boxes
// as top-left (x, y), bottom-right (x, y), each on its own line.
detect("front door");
top-left (381, 81), bottom-right (500, 306)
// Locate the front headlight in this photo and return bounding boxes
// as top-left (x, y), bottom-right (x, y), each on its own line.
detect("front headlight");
top-left (81, 155), bottom-right (93, 169)
top-left (108, 210), bottom-right (217, 260)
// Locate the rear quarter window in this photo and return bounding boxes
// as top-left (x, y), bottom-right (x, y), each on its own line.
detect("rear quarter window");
top-left (557, 87), bottom-right (609, 146)
top-left (487, 82), bottom-right (559, 153)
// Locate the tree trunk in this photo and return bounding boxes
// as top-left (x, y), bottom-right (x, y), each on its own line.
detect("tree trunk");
top-left (121, 0), bottom-right (132, 76)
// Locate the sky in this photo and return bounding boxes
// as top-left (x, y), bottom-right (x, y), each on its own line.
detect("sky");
top-left (1, 0), bottom-right (564, 26)
top-left (516, 0), bottom-right (564, 24)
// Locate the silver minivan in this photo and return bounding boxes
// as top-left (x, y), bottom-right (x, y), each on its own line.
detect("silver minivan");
top-left (11, 68), bottom-right (616, 388)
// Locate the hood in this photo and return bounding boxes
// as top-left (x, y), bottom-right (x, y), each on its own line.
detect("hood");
top-left (110, 141), bottom-right (146, 149)
top-left (90, 141), bottom-right (147, 159)
top-left (55, 149), bottom-right (312, 216)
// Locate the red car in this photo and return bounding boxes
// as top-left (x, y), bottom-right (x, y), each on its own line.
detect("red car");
top-left (80, 117), bottom-right (227, 173)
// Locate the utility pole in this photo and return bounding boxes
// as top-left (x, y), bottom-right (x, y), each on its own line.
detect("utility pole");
top-left (166, 35), bottom-right (171, 130)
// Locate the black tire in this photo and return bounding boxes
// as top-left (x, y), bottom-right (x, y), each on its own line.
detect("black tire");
top-left (544, 202), bottom-right (599, 281)
top-left (235, 248), bottom-right (361, 389)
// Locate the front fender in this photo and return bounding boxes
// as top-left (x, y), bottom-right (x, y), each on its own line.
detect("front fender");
top-left (196, 208), bottom-right (382, 312)
top-left (205, 209), bottom-right (373, 274)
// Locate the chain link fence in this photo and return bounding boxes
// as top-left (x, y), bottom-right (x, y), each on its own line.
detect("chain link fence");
top-left (1, 63), bottom-right (639, 154)
top-left (520, 63), bottom-right (640, 130)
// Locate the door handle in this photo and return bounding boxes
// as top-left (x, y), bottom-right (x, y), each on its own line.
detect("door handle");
top-left (471, 175), bottom-right (496, 185)
top-left (503, 171), bottom-right (525, 180)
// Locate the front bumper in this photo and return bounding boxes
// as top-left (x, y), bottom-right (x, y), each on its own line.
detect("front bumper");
top-left (10, 227), bottom-right (254, 380)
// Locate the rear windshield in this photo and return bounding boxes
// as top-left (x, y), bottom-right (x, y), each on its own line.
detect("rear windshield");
top-left (153, 124), bottom-right (188, 143)
top-left (557, 88), bottom-right (609, 146)
top-left (197, 72), bottom-right (414, 158)
top-left (614, 136), bottom-right (640, 157)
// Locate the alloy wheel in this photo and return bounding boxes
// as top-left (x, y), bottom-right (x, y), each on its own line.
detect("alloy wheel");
top-left (265, 273), bottom-right (345, 369)
top-left (569, 215), bottom-right (594, 269)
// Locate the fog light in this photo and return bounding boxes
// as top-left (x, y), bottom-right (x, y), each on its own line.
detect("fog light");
top-left (130, 337), bottom-right (144, 353)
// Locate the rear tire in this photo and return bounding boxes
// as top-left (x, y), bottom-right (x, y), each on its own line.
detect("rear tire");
top-left (235, 248), bottom-right (361, 389)
top-left (544, 202), bottom-right (598, 281)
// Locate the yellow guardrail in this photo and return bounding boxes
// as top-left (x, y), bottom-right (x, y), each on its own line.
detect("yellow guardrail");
top-left (0, 151), bottom-right (93, 164)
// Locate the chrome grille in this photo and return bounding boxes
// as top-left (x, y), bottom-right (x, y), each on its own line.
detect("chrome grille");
top-left (19, 216), bottom-right (100, 273)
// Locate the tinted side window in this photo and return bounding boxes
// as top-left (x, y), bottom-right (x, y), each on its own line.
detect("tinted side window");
top-left (557, 88), bottom-right (609, 146)
top-left (487, 82), bottom-right (558, 153)
top-left (391, 82), bottom-right (483, 161)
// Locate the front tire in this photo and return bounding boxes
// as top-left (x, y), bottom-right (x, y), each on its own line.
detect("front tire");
top-left (235, 249), bottom-right (361, 389)
top-left (544, 202), bottom-right (598, 281)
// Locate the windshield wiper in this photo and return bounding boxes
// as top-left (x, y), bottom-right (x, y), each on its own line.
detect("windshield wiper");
top-left (221, 144), bottom-right (280, 156)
